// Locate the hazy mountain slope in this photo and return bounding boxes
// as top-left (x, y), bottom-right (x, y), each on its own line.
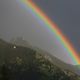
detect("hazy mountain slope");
top-left (74, 65), bottom-right (80, 75)
top-left (10, 37), bottom-right (80, 75)
top-left (76, 65), bottom-right (80, 69)
top-left (10, 37), bottom-right (32, 48)
top-left (0, 39), bottom-right (80, 80)
top-left (33, 47), bottom-right (80, 75)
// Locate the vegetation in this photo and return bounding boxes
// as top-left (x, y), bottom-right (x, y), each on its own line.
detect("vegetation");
top-left (0, 39), bottom-right (80, 80)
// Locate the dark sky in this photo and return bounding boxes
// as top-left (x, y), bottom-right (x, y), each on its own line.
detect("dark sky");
top-left (33, 0), bottom-right (80, 53)
top-left (0, 0), bottom-right (80, 64)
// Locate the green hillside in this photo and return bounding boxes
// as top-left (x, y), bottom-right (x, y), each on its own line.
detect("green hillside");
top-left (0, 39), bottom-right (80, 80)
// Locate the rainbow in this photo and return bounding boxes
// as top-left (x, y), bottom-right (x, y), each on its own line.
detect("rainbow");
top-left (18, 0), bottom-right (80, 64)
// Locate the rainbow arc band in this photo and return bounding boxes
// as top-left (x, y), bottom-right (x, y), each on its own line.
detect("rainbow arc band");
top-left (19, 0), bottom-right (80, 64)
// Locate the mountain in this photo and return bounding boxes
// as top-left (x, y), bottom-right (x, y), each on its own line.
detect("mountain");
top-left (74, 65), bottom-right (80, 75)
top-left (10, 37), bottom-right (80, 75)
top-left (33, 47), bottom-right (80, 75)
top-left (0, 38), bottom-right (80, 80)
top-left (76, 65), bottom-right (80, 69)
top-left (10, 37), bottom-right (32, 48)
